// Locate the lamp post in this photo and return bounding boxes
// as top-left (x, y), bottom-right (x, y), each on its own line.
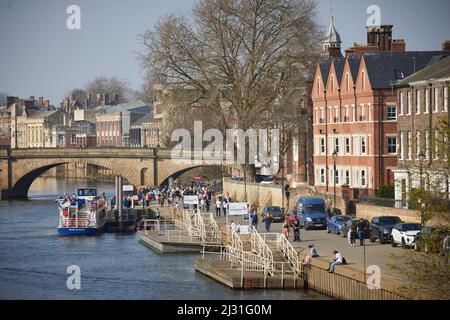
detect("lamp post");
top-left (332, 150), bottom-right (338, 214)
top-left (418, 151), bottom-right (426, 225)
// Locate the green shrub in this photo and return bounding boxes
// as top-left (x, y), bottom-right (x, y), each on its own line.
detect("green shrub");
top-left (376, 185), bottom-right (395, 199)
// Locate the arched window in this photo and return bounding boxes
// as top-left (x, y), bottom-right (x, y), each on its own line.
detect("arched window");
top-left (362, 71), bottom-right (366, 91)
top-left (317, 77), bottom-right (321, 95)
top-left (346, 73), bottom-right (350, 92)
top-left (331, 75), bottom-right (335, 94)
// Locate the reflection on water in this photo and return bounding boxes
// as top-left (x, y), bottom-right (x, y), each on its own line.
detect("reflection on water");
top-left (0, 177), bottom-right (330, 300)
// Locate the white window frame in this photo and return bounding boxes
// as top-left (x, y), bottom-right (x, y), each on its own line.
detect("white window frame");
top-left (361, 137), bottom-right (367, 155)
top-left (399, 91), bottom-right (404, 115)
top-left (387, 105), bottom-right (397, 120)
top-left (416, 90), bottom-right (421, 115)
top-left (444, 86), bottom-right (448, 112)
top-left (387, 136), bottom-right (397, 154)
top-left (434, 87), bottom-right (439, 113)
top-left (345, 137), bottom-right (351, 155)
top-left (407, 91), bottom-right (412, 115)
top-left (425, 88), bottom-right (430, 114)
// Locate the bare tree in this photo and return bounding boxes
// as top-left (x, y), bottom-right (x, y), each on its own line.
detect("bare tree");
top-left (140, 0), bottom-right (322, 179)
top-left (66, 77), bottom-right (132, 103)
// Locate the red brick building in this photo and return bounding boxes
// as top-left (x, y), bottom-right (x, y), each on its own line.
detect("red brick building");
top-left (312, 51), bottom-right (447, 197)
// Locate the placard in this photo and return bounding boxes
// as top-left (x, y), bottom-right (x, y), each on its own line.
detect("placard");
top-left (183, 195), bottom-right (199, 205)
top-left (228, 203), bottom-right (249, 216)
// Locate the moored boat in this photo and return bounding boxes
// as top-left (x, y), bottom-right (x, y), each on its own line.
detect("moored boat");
top-left (57, 188), bottom-right (107, 236)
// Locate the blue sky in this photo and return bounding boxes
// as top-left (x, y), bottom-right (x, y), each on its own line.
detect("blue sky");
top-left (1, 0), bottom-right (449, 104)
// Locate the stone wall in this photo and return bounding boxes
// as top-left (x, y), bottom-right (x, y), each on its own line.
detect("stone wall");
top-left (356, 203), bottom-right (420, 223)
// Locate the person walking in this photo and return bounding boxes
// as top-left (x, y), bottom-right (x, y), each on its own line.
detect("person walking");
top-left (263, 211), bottom-right (273, 232)
top-left (282, 219), bottom-right (290, 239)
top-left (215, 198), bottom-right (222, 217)
top-left (251, 209), bottom-right (259, 231)
top-left (357, 219), bottom-right (366, 246)
top-left (350, 224), bottom-right (357, 247)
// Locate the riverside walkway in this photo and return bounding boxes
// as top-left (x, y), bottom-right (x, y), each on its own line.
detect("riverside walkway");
top-left (140, 206), bottom-right (409, 299)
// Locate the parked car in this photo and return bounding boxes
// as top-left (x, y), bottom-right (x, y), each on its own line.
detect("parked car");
top-left (262, 206), bottom-right (285, 223)
top-left (369, 216), bottom-right (402, 244)
top-left (341, 219), bottom-right (370, 238)
top-left (326, 215), bottom-right (353, 235)
top-left (259, 176), bottom-right (275, 185)
top-left (390, 223), bottom-right (423, 248)
top-left (414, 227), bottom-right (449, 254)
top-left (296, 197), bottom-right (327, 230)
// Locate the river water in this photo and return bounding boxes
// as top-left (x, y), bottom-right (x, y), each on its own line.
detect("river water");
top-left (0, 177), bottom-right (328, 300)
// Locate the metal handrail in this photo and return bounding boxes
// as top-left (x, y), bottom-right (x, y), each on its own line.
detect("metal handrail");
top-left (200, 245), bottom-right (303, 288)
top-left (277, 233), bottom-right (304, 277)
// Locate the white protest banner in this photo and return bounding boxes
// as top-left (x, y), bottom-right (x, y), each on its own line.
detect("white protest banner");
top-left (183, 195), bottom-right (199, 205)
top-left (228, 203), bottom-right (249, 216)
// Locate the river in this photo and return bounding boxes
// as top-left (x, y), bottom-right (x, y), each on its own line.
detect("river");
top-left (0, 177), bottom-right (329, 300)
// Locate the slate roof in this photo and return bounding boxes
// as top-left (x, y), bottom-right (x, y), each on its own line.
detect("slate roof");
top-left (319, 61), bottom-right (331, 87)
top-left (362, 51), bottom-right (449, 89)
top-left (398, 56), bottom-right (450, 85)
top-left (131, 113), bottom-right (153, 126)
top-left (332, 58), bottom-right (346, 84)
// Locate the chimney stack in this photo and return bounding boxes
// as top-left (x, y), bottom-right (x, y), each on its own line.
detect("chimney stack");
top-left (96, 94), bottom-right (103, 103)
top-left (103, 93), bottom-right (109, 105)
top-left (392, 39), bottom-right (406, 52)
top-left (443, 40), bottom-right (450, 51)
top-left (38, 97), bottom-right (44, 107)
top-left (44, 100), bottom-right (50, 111)
top-left (29, 96), bottom-right (35, 102)
top-left (6, 96), bottom-right (19, 108)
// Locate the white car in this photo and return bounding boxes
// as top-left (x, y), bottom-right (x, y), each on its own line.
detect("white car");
top-left (390, 223), bottom-right (423, 248)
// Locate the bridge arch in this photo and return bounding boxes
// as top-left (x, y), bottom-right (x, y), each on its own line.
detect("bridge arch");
top-left (158, 165), bottom-right (222, 188)
top-left (9, 158), bottom-right (143, 199)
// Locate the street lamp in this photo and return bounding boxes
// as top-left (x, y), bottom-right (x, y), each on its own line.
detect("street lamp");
top-left (418, 151), bottom-right (426, 225)
top-left (332, 150), bottom-right (338, 214)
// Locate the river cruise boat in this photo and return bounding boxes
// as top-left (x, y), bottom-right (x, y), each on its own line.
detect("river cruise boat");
top-left (57, 188), bottom-right (107, 236)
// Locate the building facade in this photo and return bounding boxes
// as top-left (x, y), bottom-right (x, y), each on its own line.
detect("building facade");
top-left (393, 57), bottom-right (450, 208)
top-left (312, 51), bottom-right (448, 197)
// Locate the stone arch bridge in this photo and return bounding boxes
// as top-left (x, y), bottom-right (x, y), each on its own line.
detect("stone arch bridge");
top-left (0, 148), bottom-right (221, 199)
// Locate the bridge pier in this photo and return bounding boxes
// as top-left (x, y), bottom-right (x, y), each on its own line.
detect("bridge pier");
top-left (115, 176), bottom-right (124, 232)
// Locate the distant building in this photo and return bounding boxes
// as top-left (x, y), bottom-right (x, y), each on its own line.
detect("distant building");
top-left (11, 108), bottom-right (63, 148)
top-left (393, 56), bottom-right (450, 208)
top-left (94, 100), bottom-right (152, 147)
top-left (130, 113), bottom-right (162, 148)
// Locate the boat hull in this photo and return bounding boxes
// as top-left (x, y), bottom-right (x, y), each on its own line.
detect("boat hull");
top-left (57, 227), bottom-right (102, 236)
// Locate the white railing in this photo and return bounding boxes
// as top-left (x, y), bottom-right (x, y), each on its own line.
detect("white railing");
top-left (250, 227), bottom-right (275, 274)
top-left (193, 211), bottom-right (207, 241)
top-left (201, 212), bottom-right (220, 242)
top-left (277, 234), bottom-right (303, 277)
top-left (201, 245), bottom-right (303, 288)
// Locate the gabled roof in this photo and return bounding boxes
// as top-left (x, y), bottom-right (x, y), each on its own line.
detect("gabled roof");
top-left (362, 51), bottom-right (449, 89)
top-left (398, 56), bottom-right (450, 84)
top-left (319, 61), bottom-right (332, 87)
top-left (347, 55), bottom-right (361, 82)
top-left (332, 58), bottom-right (346, 84)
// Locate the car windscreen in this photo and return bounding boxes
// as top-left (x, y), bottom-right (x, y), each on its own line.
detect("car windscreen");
top-left (402, 224), bottom-right (422, 231)
top-left (378, 217), bottom-right (401, 225)
top-left (303, 204), bottom-right (325, 214)
top-left (335, 216), bottom-right (351, 222)
top-left (267, 207), bottom-right (282, 215)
